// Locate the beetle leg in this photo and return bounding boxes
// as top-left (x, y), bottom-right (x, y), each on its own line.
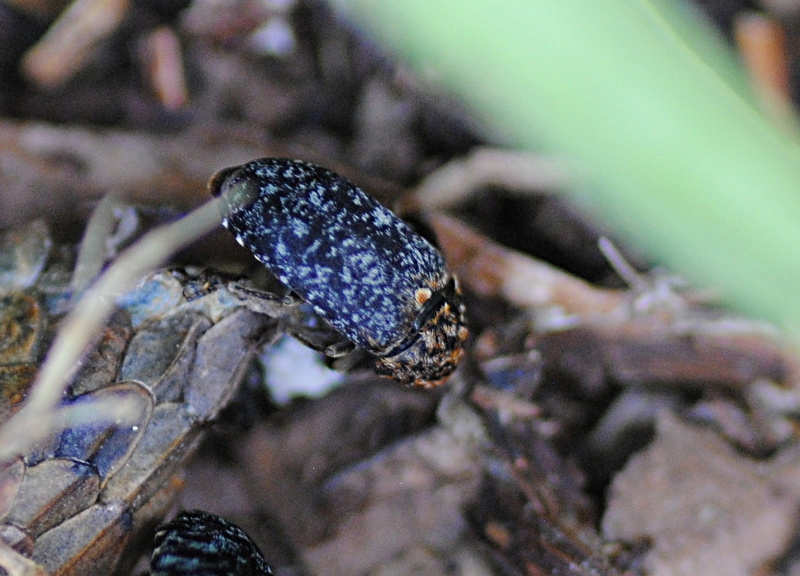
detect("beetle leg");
top-left (228, 282), bottom-right (301, 313)
top-left (326, 347), bottom-right (370, 372)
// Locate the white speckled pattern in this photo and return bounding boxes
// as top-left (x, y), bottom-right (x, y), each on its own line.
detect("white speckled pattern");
top-left (215, 158), bottom-right (448, 354)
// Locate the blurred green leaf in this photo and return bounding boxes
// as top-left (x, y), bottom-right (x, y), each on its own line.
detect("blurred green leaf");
top-left (336, 0), bottom-right (800, 334)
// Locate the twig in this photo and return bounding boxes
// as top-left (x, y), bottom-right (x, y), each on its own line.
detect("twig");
top-left (140, 27), bottom-right (189, 110)
top-left (22, 0), bottom-right (131, 88)
top-left (412, 148), bottom-right (570, 210)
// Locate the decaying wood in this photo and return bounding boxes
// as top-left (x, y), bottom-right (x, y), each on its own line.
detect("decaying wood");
top-left (430, 212), bottom-right (795, 393)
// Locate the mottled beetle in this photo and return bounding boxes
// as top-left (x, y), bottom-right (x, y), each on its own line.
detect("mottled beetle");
top-left (209, 158), bottom-right (468, 387)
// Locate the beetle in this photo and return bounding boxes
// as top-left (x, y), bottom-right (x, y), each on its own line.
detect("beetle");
top-left (209, 158), bottom-right (468, 387)
top-left (151, 510), bottom-right (273, 576)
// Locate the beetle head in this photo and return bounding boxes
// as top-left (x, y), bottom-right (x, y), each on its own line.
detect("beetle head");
top-left (374, 277), bottom-right (468, 387)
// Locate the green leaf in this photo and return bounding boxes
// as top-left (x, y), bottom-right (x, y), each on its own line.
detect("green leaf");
top-left (336, 0), bottom-right (800, 333)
